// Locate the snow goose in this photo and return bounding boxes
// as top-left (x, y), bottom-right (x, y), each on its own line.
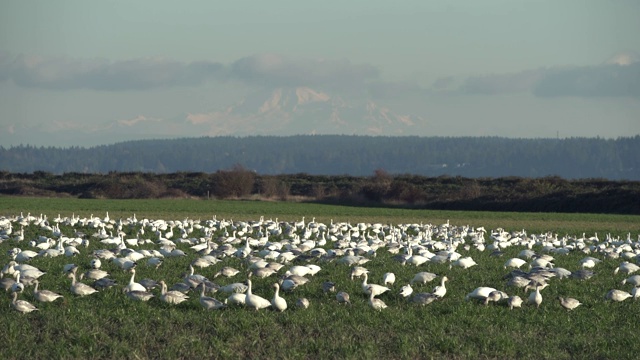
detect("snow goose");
top-left (225, 293), bottom-right (246, 306)
top-left (350, 266), bottom-right (369, 280)
top-left (245, 279), bottom-right (271, 311)
top-left (507, 295), bottom-right (523, 310)
top-left (450, 257), bottom-right (477, 269)
top-left (528, 284), bottom-right (543, 308)
top-left (271, 283), bottom-right (287, 312)
top-left (410, 272), bottom-right (437, 285)
top-left (432, 276), bottom-right (448, 298)
top-left (336, 291), bottom-right (351, 304)
top-left (399, 284), bottom-right (413, 299)
top-left (558, 296), bottom-right (582, 310)
top-left (621, 275), bottom-right (640, 286)
top-left (606, 289), bottom-right (632, 302)
top-left (382, 272), bottom-right (396, 286)
top-left (126, 290), bottom-right (154, 301)
top-left (361, 273), bottom-right (390, 296)
top-left (214, 267), bottom-right (241, 278)
top-left (33, 280), bottom-right (63, 302)
top-left (367, 288), bottom-right (388, 311)
top-left (10, 271), bottom-right (25, 294)
top-left (322, 281), bottom-right (336, 293)
top-left (465, 287), bottom-right (498, 302)
top-left (198, 283), bottom-right (226, 310)
top-left (504, 258), bottom-right (527, 269)
top-left (485, 290), bottom-right (508, 305)
top-left (124, 268), bottom-right (146, 293)
top-left (11, 292), bottom-right (38, 314)
top-left (159, 280), bottom-right (189, 305)
top-left (296, 297), bottom-right (310, 309)
top-left (68, 269), bottom-right (98, 296)
top-left (614, 262), bottom-right (640, 275)
top-left (411, 292), bottom-right (438, 305)
top-left (81, 269), bottom-right (109, 280)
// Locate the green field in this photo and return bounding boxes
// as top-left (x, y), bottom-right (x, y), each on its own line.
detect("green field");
top-left (1, 197), bottom-right (640, 359)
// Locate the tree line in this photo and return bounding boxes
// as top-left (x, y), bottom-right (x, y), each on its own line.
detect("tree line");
top-left (1, 135), bottom-right (639, 180)
top-left (1, 168), bottom-right (639, 214)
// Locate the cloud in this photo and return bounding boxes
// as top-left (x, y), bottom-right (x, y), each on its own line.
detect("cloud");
top-left (533, 62), bottom-right (640, 98)
top-left (443, 57), bottom-right (640, 98)
top-left (461, 69), bottom-right (544, 95)
top-left (367, 81), bottom-right (424, 99)
top-left (1, 54), bottom-right (223, 90)
top-left (229, 53), bottom-right (379, 89)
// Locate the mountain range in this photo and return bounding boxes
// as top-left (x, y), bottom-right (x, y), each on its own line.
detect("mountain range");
top-left (6, 87), bottom-right (422, 146)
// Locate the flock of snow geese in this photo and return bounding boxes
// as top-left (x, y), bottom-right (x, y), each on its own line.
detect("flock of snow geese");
top-left (1, 212), bottom-right (640, 314)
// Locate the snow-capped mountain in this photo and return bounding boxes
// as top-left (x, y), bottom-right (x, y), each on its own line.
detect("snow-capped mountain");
top-left (2, 87), bottom-right (423, 147)
top-left (184, 86), bottom-right (422, 136)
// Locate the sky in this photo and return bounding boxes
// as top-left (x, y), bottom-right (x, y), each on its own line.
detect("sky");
top-left (1, 0), bottom-right (639, 147)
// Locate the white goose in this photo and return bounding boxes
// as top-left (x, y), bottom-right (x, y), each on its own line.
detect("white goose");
top-left (124, 268), bottom-right (146, 293)
top-left (271, 283), bottom-right (287, 312)
top-left (528, 283), bottom-right (543, 308)
top-left (158, 280), bottom-right (189, 305)
top-left (382, 272), bottom-right (396, 286)
top-left (245, 279), bottom-right (271, 311)
top-left (198, 283), bottom-right (226, 310)
top-left (558, 296), bottom-right (582, 310)
top-left (68, 269), bottom-right (98, 296)
top-left (361, 273), bottom-right (390, 296)
top-left (606, 289), bottom-right (632, 302)
top-left (432, 276), bottom-right (448, 298)
top-left (11, 292), bottom-right (38, 314)
top-left (367, 287), bottom-right (388, 311)
top-left (33, 280), bottom-right (64, 302)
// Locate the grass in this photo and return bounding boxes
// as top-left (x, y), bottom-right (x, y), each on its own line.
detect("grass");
top-left (1, 196), bottom-right (640, 359)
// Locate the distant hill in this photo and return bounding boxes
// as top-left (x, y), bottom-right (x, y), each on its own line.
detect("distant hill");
top-left (1, 135), bottom-right (639, 180)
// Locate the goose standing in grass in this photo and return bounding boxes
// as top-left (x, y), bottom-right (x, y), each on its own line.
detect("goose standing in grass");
top-left (504, 258), bottom-right (527, 270)
top-left (450, 257), bottom-right (477, 270)
top-left (508, 295), bottom-right (523, 310)
top-left (225, 293), bottom-right (247, 306)
top-left (606, 289), bottom-right (632, 302)
top-left (614, 262), bottom-right (640, 275)
top-left (0, 273), bottom-right (16, 292)
top-left (350, 266), bottom-right (369, 280)
top-left (11, 292), bottom-right (38, 314)
top-left (621, 275), bottom-right (640, 286)
top-left (81, 269), bottom-right (109, 281)
top-left (10, 271), bottom-right (24, 294)
top-left (271, 283), bottom-right (287, 312)
top-left (367, 287), bottom-right (388, 311)
top-left (399, 284), bottom-right (413, 300)
top-left (558, 296), bottom-right (582, 310)
top-left (411, 292), bottom-right (438, 306)
top-left (465, 287), bottom-right (498, 302)
top-left (126, 290), bottom-right (155, 302)
top-left (244, 279), bottom-right (271, 311)
top-left (214, 267), bottom-right (241, 278)
top-left (410, 272), bottom-right (437, 285)
top-left (432, 276), bottom-right (448, 298)
top-left (528, 283), bottom-right (543, 308)
top-left (124, 268), bottom-right (146, 293)
top-left (361, 273), bottom-right (390, 296)
top-left (69, 268), bottom-right (98, 296)
top-left (33, 280), bottom-right (63, 302)
top-left (322, 281), bottom-right (336, 293)
top-left (158, 280), bottom-right (189, 305)
top-left (382, 272), bottom-right (396, 287)
top-left (296, 297), bottom-right (310, 309)
top-left (336, 291), bottom-right (351, 305)
top-left (198, 283), bottom-right (226, 310)
top-left (485, 291), bottom-right (508, 306)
